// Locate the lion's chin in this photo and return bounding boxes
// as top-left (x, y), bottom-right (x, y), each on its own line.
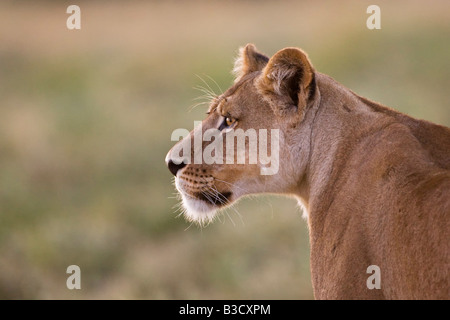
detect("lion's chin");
top-left (174, 177), bottom-right (234, 226)
top-left (180, 193), bottom-right (219, 226)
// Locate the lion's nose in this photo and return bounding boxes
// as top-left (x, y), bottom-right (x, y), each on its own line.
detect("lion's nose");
top-left (166, 159), bottom-right (187, 176)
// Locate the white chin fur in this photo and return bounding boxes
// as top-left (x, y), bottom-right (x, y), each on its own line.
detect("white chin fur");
top-left (175, 178), bottom-right (218, 225)
top-left (181, 193), bottom-right (218, 225)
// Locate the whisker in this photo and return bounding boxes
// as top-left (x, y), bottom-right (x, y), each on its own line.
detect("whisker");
top-left (213, 178), bottom-right (250, 194)
top-left (189, 100), bottom-right (211, 112)
top-left (195, 74), bottom-right (220, 99)
top-left (200, 190), bottom-right (217, 206)
top-left (189, 84), bottom-right (219, 112)
top-left (192, 86), bottom-right (217, 99)
top-left (184, 221), bottom-right (194, 231)
top-left (213, 177), bottom-right (275, 223)
top-left (204, 74), bottom-right (224, 95)
top-left (192, 95), bottom-right (215, 102)
top-left (209, 187), bottom-right (229, 205)
top-left (208, 184), bottom-right (244, 227)
top-left (203, 186), bottom-right (232, 218)
top-left (192, 87), bottom-right (217, 102)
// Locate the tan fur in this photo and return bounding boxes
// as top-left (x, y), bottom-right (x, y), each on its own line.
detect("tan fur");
top-left (166, 44), bottom-right (450, 299)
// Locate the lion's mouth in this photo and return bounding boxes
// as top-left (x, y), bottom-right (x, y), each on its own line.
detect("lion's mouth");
top-left (194, 191), bottom-right (233, 207)
top-left (174, 176), bottom-right (234, 224)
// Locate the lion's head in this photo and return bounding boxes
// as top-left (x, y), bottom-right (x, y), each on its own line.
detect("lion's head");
top-left (165, 44), bottom-right (320, 225)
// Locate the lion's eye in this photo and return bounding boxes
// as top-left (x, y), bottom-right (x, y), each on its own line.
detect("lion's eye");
top-left (225, 116), bottom-right (235, 127)
top-left (218, 115), bottom-right (237, 131)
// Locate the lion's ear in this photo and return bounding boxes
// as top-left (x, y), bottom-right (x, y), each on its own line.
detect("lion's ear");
top-left (232, 44), bottom-right (269, 83)
top-left (257, 47), bottom-right (316, 123)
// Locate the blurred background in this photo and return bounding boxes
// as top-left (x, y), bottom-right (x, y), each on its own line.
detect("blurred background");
top-left (0, 0), bottom-right (448, 299)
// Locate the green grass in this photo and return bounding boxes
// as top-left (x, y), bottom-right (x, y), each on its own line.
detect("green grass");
top-left (0, 1), bottom-right (448, 299)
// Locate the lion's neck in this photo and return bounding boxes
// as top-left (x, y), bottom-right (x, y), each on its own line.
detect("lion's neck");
top-left (293, 73), bottom-right (395, 298)
top-left (296, 73), bottom-right (395, 212)
top-left (289, 72), bottom-right (449, 300)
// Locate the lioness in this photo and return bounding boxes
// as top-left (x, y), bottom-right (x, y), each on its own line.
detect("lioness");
top-left (165, 44), bottom-right (450, 299)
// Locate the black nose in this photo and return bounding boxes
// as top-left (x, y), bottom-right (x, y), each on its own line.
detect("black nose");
top-left (167, 159), bottom-right (187, 176)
